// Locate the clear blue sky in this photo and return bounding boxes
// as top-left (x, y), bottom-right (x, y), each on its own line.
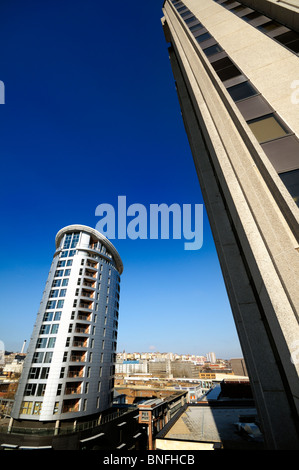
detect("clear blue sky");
top-left (0, 0), bottom-right (242, 358)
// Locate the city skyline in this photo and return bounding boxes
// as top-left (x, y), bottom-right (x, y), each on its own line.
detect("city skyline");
top-left (0, 0), bottom-right (242, 359)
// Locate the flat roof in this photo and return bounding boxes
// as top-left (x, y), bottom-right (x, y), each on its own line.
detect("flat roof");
top-left (160, 405), bottom-right (260, 444)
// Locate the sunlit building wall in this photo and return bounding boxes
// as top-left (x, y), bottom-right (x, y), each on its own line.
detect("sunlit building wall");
top-left (162, 0), bottom-right (299, 449)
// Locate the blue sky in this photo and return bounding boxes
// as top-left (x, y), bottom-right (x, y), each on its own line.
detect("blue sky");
top-left (0, 0), bottom-right (242, 358)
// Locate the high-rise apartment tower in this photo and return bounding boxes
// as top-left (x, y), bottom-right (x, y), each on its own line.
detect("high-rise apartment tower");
top-left (162, 0), bottom-right (299, 449)
top-left (11, 225), bottom-right (123, 424)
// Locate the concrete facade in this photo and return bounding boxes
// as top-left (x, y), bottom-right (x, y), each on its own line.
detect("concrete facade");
top-left (162, 0), bottom-right (299, 449)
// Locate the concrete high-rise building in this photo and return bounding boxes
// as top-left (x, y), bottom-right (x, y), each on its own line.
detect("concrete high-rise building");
top-left (11, 225), bottom-right (123, 424)
top-left (161, 0), bottom-right (299, 449)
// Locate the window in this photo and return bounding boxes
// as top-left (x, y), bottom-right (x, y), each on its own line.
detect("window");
top-left (36, 384), bottom-right (46, 396)
top-left (227, 81), bottom-right (258, 102)
top-left (222, 0), bottom-right (238, 5)
top-left (257, 20), bottom-right (281, 33)
top-left (40, 324), bottom-right (50, 335)
top-left (59, 289), bottom-right (67, 297)
top-left (66, 260), bottom-right (73, 266)
top-left (62, 278), bottom-right (69, 286)
top-left (55, 270), bottom-right (63, 277)
top-left (54, 311), bottom-right (62, 321)
top-left (24, 384), bottom-right (36, 396)
top-left (32, 352), bottom-right (44, 363)
top-left (274, 31), bottom-right (299, 53)
top-left (280, 169), bottom-right (299, 206)
top-left (33, 402), bottom-right (42, 415)
top-left (57, 260), bottom-right (66, 267)
top-left (196, 32), bottom-right (212, 43)
top-left (29, 367), bottom-right (40, 379)
top-left (69, 250), bottom-right (76, 257)
top-left (52, 279), bottom-right (61, 287)
top-left (203, 44), bottom-right (223, 57)
top-left (46, 300), bottom-right (56, 309)
top-left (20, 401), bottom-right (33, 415)
top-left (64, 269), bottom-right (71, 276)
top-left (49, 290), bottom-right (58, 298)
top-left (57, 300), bottom-right (64, 308)
top-left (53, 402), bottom-right (59, 415)
top-left (60, 251), bottom-right (68, 258)
top-left (247, 114), bottom-right (289, 143)
top-left (242, 12), bottom-right (262, 22)
top-left (51, 324), bottom-right (59, 334)
top-left (40, 367), bottom-right (50, 379)
top-left (212, 56), bottom-right (241, 81)
top-left (185, 16), bottom-right (197, 24)
top-left (71, 234), bottom-right (80, 248)
top-left (36, 338), bottom-right (47, 349)
top-left (64, 234), bottom-right (72, 248)
top-left (43, 312), bottom-right (53, 322)
top-left (230, 5), bottom-right (247, 13)
top-left (190, 22), bottom-right (203, 33)
top-left (44, 352), bottom-right (53, 363)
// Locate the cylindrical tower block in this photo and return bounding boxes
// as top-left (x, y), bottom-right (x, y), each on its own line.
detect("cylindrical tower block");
top-left (12, 225), bottom-right (123, 422)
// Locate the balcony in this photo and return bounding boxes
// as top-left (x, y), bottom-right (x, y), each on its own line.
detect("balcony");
top-left (81, 289), bottom-right (95, 299)
top-left (73, 336), bottom-right (88, 348)
top-left (68, 366), bottom-right (84, 378)
top-left (77, 311), bottom-right (92, 322)
top-left (86, 260), bottom-right (98, 270)
top-left (85, 269), bottom-right (97, 279)
top-left (62, 398), bottom-right (80, 414)
top-left (70, 352), bottom-right (86, 363)
top-left (82, 280), bottom-right (96, 289)
top-left (65, 381), bottom-right (82, 395)
top-left (75, 323), bottom-right (90, 334)
top-left (79, 301), bottom-right (93, 310)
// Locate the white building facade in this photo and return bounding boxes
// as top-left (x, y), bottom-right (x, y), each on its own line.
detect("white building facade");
top-left (11, 225), bottom-right (123, 422)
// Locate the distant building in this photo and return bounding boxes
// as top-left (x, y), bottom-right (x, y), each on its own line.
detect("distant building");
top-left (115, 360), bottom-right (148, 375)
top-left (206, 352), bottom-right (216, 364)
